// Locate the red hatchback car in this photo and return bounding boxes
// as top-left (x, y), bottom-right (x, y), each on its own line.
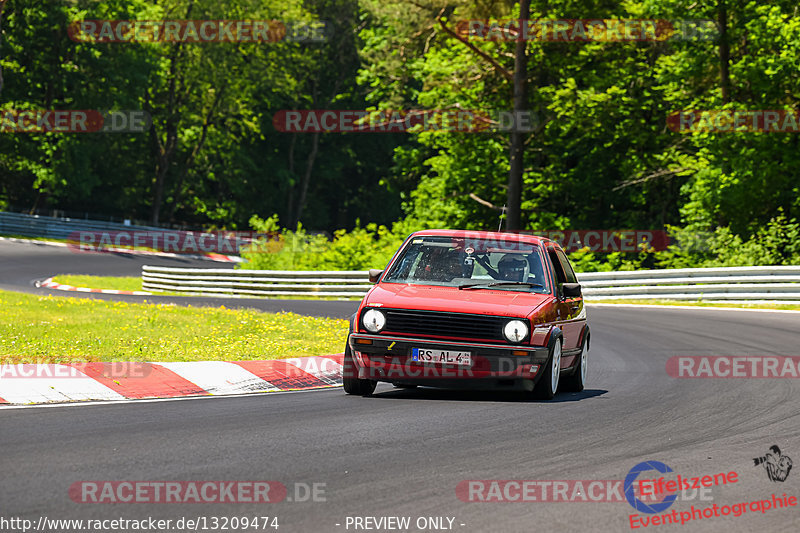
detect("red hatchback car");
top-left (343, 229), bottom-right (589, 400)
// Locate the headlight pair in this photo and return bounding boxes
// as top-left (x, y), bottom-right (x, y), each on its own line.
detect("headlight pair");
top-left (362, 308), bottom-right (528, 343)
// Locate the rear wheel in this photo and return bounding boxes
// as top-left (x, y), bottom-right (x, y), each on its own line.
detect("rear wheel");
top-left (342, 342), bottom-right (377, 396)
top-left (533, 338), bottom-right (562, 400)
top-left (562, 334), bottom-right (588, 392)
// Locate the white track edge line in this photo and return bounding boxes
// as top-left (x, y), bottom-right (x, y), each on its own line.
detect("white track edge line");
top-left (0, 385), bottom-right (341, 410)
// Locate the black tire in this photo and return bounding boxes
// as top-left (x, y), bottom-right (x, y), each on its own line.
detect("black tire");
top-left (533, 337), bottom-right (562, 400)
top-left (562, 334), bottom-right (588, 392)
top-left (342, 342), bottom-right (377, 396)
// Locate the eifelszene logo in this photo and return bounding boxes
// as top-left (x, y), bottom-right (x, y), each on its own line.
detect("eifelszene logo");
top-left (624, 461), bottom-right (735, 515)
top-left (753, 445), bottom-right (793, 482)
top-left (625, 461), bottom-right (678, 514)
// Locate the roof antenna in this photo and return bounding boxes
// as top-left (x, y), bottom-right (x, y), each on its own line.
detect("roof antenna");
top-left (498, 204), bottom-right (506, 231)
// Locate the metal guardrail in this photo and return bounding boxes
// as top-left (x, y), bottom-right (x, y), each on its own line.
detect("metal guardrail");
top-left (142, 266), bottom-right (373, 298)
top-left (579, 265), bottom-right (800, 302)
top-left (0, 211), bottom-right (164, 241)
top-left (0, 211), bottom-right (258, 255)
top-left (142, 265), bottom-right (800, 302)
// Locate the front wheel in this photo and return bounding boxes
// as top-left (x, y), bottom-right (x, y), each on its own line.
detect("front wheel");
top-left (562, 335), bottom-right (588, 392)
top-left (342, 342), bottom-right (377, 396)
top-left (533, 338), bottom-right (562, 400)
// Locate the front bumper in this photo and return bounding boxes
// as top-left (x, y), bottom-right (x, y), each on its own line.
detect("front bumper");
top-left (348, 333), bottom-right (551, 389)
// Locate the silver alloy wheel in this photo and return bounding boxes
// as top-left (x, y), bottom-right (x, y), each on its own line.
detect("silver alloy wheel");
top-left (580, 341), bottom-right (588, 385)
top-left (551, 340), bottom-right (562, 393)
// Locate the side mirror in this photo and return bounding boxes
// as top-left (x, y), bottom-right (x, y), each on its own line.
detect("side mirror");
top-left (562, 283), bottom-right (582, 298)
top-left (368, 269), bottom-right (384, 283)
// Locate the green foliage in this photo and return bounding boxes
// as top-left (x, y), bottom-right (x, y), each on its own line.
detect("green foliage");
top-left (240, 214), bottom-right (415, 270)
top-left (3, 0), bottom-right (800, 271)
top-left (355, 0), bottom-right (800, 270)
top-left (571, 215), bottom-right (800, 272)
top-left (657, 215), bottom-right (800, 269)
top-left (0, 0), bottom-right (405, 230)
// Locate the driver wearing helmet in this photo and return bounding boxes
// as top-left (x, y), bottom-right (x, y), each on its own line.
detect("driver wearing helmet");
top-left (439, 249), bottom-right (464, 281)
top-left (497, 254), bottom-right (528, 282)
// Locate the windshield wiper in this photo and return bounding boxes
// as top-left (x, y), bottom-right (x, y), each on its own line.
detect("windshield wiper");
top-left (458, 281), bottom-right (544, 290)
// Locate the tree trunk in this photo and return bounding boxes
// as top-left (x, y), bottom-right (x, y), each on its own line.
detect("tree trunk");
top-left (286, 133), bottom-right (298, 226)
top-left (149, 115), bottom-right (178, 225)
top-left (718, 0), bottom-right (730, 103)
top-left (292, 131), bottom-right (321, 227)
top-left (166, 88), bottom-right (222, 222)
top-left (506, 0), bottom-right (530, 231)
top-left (149, 1), bottom-right (193, 225)
top-left (0, 1), bottom-right (6, 96)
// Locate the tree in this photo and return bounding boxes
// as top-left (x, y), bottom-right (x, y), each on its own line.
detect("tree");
top-left (507, 0), bottom-right (529, 230)
top-left (0, 0), bottom-right (7, 97)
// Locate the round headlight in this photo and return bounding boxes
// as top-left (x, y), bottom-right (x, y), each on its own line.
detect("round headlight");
top-left (504, 320), bottom-right (529, 343)
top-left (362, 309), bottom-right (386, 333)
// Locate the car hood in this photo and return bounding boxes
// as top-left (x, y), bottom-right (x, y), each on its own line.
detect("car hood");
top-left (365, 283), bottom-right (549, 319)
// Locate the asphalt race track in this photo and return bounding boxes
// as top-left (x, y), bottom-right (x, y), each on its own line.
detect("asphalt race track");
top-left (1, 240), bottom-right (799, 532)
top-left (0, 239), bottom-right (356, 318)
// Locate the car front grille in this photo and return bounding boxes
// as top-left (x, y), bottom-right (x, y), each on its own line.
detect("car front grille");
top-left (378, 308), bottom-right (515, 343)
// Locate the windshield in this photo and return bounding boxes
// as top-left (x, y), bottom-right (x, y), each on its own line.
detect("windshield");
top-left (383, 235), bottom-right (550, 293)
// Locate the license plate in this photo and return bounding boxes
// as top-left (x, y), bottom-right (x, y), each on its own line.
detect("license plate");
top-left (412, 348), bottom-right (472, 366)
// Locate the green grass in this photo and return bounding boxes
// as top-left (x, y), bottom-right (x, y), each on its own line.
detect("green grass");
top-left (0, 234), bottom-right (69, 243)
top-left (586, 299), bottom-right (800, 311)
top-left (0, 290), bottom-right (349, 363)
top-left (52, 274), bottom-right (142, 292)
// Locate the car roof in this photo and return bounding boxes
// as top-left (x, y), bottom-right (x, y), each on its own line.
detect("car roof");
top-left (410, 229), bottom-right (555, 248)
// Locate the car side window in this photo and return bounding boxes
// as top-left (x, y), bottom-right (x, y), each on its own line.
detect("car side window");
top-left (555, 249), bottom-right (578, 284)
top-left (526, 252), bottom-right (546, 287)
top-left (547, 247), bottom-right (567, 285)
